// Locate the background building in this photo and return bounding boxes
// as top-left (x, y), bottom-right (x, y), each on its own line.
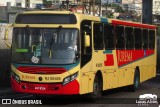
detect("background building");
top-left (46, 0), bottom-right (76, 5)
top-left (0, 0), bottom-right (15, 6)
top-left (0, 0), bottom-right (43, 8)
top-left (153, 0), bottom-right (160, 24)
top-left (15, 0), bottom-right (43, 8)
top-left (153, 0), bottom-right (160, 15)
top-left (122, 0), bottom-right (142, 14)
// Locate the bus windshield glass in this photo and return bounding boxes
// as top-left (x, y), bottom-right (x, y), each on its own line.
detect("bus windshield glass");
top-left (12, 28), bottom-right (79, 64)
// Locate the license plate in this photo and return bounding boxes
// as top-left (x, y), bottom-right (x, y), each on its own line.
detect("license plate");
top-left (35, 86), bottom-right (46, 90)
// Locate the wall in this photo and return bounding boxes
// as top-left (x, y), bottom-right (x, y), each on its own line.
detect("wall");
top-left (0, 24), bottom-right (12, 87)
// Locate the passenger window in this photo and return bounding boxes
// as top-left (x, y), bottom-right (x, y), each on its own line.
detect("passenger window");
top-left (104, 24), bottom-right (115, 50)
top-left (143, 29), bottom-right (149, 49)
top-left (149, 30), bottom-right (155, 49)
top-left (125, 27), bottom-right (134, 49)
top-left (134, 28), bottom-right (142, 49)
top-left (94, 23), bottom-right (104, 50)
top-left (116, 26), bottom-right (125, 49)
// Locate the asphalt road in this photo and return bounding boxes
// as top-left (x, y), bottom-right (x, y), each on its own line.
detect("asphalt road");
top-left (0, 75), bottom-right (160, 107)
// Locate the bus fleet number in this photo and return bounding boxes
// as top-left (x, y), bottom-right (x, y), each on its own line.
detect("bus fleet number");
top-left (45, 77), bottom-right (61, 80)
top-left (96, 63), bottom-right (102, 67)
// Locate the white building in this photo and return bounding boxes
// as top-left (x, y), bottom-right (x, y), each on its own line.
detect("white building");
top-left (153, 0), bottom-right (160, 15)
top-left (47, 0), bottom-right (62, 5)
top-left (48, 0), bottom-right (75, 5)
top-left (122, 0), bottom-right (142, 15)
top-left (0, 0), bottom-right (15, 6)
top-left (0, 0), bottom-right (43, 8)
top-left (15, 0), bottom-right (43, 8)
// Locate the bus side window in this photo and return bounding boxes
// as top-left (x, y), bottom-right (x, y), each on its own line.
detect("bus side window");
top-left (125, 27), bottom-right (134, 49)
top-left (93, 23), bottom-right (104, 50)
top-left (149, 30), bottom-right (155, 49)
top-left (115, 26), bottom-right (125, 49)
top-left (142, 29), bottom-right (149, 49)
top-left (104, 24), bottom-right (115, 50)
top-left (134, 28), bottom-right (142, 49)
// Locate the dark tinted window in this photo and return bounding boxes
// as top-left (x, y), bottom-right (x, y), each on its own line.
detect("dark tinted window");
top-left (125, 27), bottom-right (134, 49)
top-left (143, 29), bottom-right (149, 49)
top-left (104, 24), bottom-right (115, 50)
top-left (149, 30), bottom-right (155, 49)
top-left (116, 26), bottom-right (125, 49)
top-left (135, 28), bottom-right (142, 49)
top-left (94, 23), bottom-right (104, 50)
top-left (15, 14), bottom-right (77, 24)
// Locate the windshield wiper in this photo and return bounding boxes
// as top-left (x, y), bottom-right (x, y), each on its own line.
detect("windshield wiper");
top-left (49, 25), bottom-right (63, 58)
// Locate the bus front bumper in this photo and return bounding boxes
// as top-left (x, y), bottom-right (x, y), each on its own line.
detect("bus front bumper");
top-left (11, 77), bottom-right (80, 95)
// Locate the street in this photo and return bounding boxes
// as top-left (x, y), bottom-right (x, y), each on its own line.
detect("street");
top-left (0, 75), bottom-right (160, 107)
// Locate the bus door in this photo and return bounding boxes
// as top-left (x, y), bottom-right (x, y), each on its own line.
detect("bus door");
top-left (92, 22), bottom-right (105, 78)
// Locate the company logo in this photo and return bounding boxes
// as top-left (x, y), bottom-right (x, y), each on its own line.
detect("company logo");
top-left (2, 99), bottom-right (11, 104)
top-left (1, 99), bottom-right (42, 105)
top-left (136, 94), bottom-right (158, 106)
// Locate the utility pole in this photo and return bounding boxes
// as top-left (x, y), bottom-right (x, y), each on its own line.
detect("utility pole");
top-left (25, 0), bottom-right (30, 8)
top-left (66, 0), bottom-right (69, 11)
top-left (142, 0), bottom-right (152, 24)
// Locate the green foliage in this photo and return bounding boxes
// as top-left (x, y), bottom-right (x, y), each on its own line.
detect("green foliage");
top-left (115, 5), bottom-right (123, 12)
top-left (104, 3), bottom-right (123, 13)
top-left (43, 0), bottom-right (52, 7)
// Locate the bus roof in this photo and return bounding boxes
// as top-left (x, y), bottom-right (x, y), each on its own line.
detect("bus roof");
top-left (21, 11), bottom-right (73, 14)
top-left (111, 19), bottom-right (157, 29)
top-left (17, 11), bottom-right (157, 29)
top-left (18, 11), bottom-right (103, 24)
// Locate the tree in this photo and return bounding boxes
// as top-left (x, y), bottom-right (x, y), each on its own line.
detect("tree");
top-left (103, 3), bottom-right (123, 18)
top-left (114, 5), bottom-right (123, 13)
top-left (43, 0), bottom-right (52, 7)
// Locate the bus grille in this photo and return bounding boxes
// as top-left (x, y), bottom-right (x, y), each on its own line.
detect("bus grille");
top-left (17, 66), bottom-right (66, 74)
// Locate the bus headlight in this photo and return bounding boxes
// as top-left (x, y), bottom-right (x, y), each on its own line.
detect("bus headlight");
top-left (70, 72), bottom-right (78, 81)
top-left (11, 72), bottom-right (20, 83)
top-left (63, 72), bottom-right (78, 85)
top-left (63, 76), bottom-right (71, 85)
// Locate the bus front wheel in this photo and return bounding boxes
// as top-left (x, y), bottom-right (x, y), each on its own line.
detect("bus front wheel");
top-left (88, 75), bottom-right (102, 100)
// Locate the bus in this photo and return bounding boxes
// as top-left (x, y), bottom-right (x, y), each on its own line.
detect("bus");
top-left (10, 11), bottom-right (157, 98)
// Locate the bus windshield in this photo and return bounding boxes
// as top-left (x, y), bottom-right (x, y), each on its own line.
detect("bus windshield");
top-left (12, 28), bottom-right (79, 64)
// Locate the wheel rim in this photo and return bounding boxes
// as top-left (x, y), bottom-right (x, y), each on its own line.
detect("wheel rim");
top-left (93, 81), bottom-right (99, 96)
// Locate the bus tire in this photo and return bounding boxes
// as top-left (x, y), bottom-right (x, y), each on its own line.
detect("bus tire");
top-left (87, 75), bottom-right (102, 100)
top-left (129, 70), bottom-right (140, 92)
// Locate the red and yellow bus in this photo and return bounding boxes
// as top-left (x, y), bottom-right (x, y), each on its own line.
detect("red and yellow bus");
top-left (10, 11), bottom-right (157, 98)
